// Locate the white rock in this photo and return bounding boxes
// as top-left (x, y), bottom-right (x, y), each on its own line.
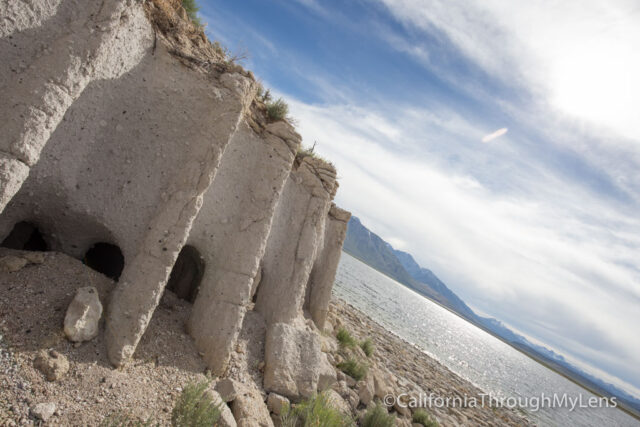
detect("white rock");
top-left (317, 352), bottom-right (337, 392)
top-left (216, 378), bottom-right (241, 402)
top-left (263, 322), bottom-right (322, 400)
top-left (64, 287), bottom-right (102, 342)
top-left (31, 402), bottom-right (56, 421)
top-left (325, 389), bottom-right (351, 415)
top-left (206, 389), bottom-right (236, 427)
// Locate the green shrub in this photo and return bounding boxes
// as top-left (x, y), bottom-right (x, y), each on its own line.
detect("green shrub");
top-left (337, 358), bottom-right (368, 381)
top-left (171, 380), bottom-right (221, 427)
top-left (266, 98), bottom-right (289, 122)
top-left (336, 327), bottom-right (357, 348)
top-left (256, 84), bottom-right (272, 103)
top-left (182, 0), bottom-right (201, 27)
top-left (412, 409), bottom-right (439, 426)
top-left (361, 403), bottom-right (395, 427)
top-left (101, 413), bottom-right (155, 427)
top-left (360, 338), bottom-right (374, 357)
top-left (280, 392), bottom-right (354, 427)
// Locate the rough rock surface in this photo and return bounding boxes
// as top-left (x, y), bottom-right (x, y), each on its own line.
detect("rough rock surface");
top-left (0, 255), bottom-right (28, 273)
top-left (255, 158), bottom-right (337, 325)
top-left (231, 384), bottom-right (273, 427)
top-left (263, 322), bottom-right (322, 401)
top-left (207, 389), bottom-right (237, 427)
top-left (266, 393), bottom-right (289, 416)
top-left (64, 286), bottom-right (103, 342)
top-left (30, 402), bottom-right (56, 422)
top-left (305, 204), bottom-right (351, 330)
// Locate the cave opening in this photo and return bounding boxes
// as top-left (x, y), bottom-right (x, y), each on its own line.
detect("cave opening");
top-left (1, 221), bottom-right (48, 251)
top-left (84, 242), bottom-right (125, 281)
top-left (166, 245), bottom-right (205, 303)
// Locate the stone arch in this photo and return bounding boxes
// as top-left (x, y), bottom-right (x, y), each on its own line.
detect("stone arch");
top-left (166, 245), bottom-right (205, 303)
top-left (1, 221), bottom-right (49, 251)
top-left (84, 242), bottom-right (125, 281)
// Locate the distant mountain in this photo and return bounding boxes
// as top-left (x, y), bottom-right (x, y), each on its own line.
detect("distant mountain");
top-left (343, 216), bottom-right (640, 417)
top-left (343, 216), bottom-right (475, 320)
top-left (342, 216), bottom-right (417, 287)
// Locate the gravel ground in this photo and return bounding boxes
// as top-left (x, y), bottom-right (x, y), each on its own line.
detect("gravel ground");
top-left (0, 248), bottom-right (209, 426)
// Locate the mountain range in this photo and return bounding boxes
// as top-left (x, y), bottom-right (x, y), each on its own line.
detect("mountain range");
top-left (343, 216), bottom-right (640, 417)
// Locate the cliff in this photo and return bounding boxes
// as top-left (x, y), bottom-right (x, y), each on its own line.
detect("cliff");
top-left (1, 0), bottom-right (352, 414)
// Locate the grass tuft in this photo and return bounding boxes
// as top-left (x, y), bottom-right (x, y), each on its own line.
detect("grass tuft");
top-left (266, 98), bottom-right (289, 122)
top-left (337, 357), bottom-right (368, 381)
top-left (360, 338), bottom-right (374, 357)
top-left (336, 327), bottom-right (357, 348)
top-left (412, 409), bottom-right (439, 427)
top-left (181, 0), bottom-right (202, 27)
top-left (280, 392), bottom-right (354, 427)
top-left (171, 380), bottom-right (221, 427)
top-left (361, 403), bottom-right (395, 427)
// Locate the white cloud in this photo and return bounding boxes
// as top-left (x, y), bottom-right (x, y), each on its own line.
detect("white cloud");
top-left (374, 0), bottom-right (640, 142)
top-left (481, 127), bottom-right (508, 143)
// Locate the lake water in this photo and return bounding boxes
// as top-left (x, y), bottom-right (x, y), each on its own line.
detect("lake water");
top-left (333, 252), bottom-right (639, 426)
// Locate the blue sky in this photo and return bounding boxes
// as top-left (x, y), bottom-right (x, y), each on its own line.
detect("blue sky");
top-left (199, 0), bottom-right (640, 397)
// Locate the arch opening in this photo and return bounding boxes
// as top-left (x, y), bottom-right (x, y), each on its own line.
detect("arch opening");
top-left (1, 221), bottom-right (48, 251)
top-left (84, 242), bottom-right (125, 281)
top-left (166, 245), bottom-right (205, 303)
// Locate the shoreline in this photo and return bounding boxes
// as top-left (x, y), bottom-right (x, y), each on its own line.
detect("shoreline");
top-left (328, 297), bottom-right (532, 426)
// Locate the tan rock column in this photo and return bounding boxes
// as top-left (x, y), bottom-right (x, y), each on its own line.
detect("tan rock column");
top-left (105, 73), bottom-right (255, 366)
top-left (187, 121), bottom-right (300, 375)
top-left (255, 157), bottom-right (337, 325)
top-left (306, 204), bottom-right (351, 330)
top-left (0, 0), bottom-right (150, 213)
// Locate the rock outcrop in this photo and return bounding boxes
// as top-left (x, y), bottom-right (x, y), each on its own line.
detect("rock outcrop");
top-left (1, 0), bottom-right (350, 389)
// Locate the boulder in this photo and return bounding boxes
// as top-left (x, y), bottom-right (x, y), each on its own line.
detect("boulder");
top-left (357, 376), bottom-right (375, 405)
top-left (325, 389), bottom-right (351, 415)
top-left (34, 350), bottom-right (69, 381)
top-left (216, 377), bottom-right (242, 402)
top-left (0, 255), bottom-right (28, 273)
top-left (266, 393), bottom-right (289, 415)
top-left (263, 323), bottom-right (321, 401)
top-left (64, 286), bottom-right (103, 342)
top-left (206, 389), bottom-right (236, 427)
top-left (317, 353), bottom-right (337, 391)
top-left (232, 386), bottom-right (273, 427)
top-left (31, 402), bottom-right (56, 422)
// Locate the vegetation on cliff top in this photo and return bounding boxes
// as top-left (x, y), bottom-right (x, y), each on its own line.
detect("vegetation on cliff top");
top-left (182, 0), bottom-right (202, 27)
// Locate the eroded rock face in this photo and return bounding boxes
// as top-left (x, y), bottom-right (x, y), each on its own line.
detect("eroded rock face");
top-left (263, 322), bottom-right (322, 401)
top-left (188, 120), bottom-right (299, 375)
top-left (231, 385), bottom-right (273, 427)
top-left (1, 0), bottom-right (351, 383)
top-left (64, 286), bottom-right (103, 342)
top-left (255, 158), bottom-right (337, 325)
top-left (305, 204), bottom-right (351, 330)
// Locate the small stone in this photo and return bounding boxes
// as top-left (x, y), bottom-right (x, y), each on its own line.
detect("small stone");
top-left (34, 350), bottom-right (69, 381)
top-left (64, 287), bottom-right (103, 342)
top-left (31, 402), bottom-right (56, 421)
top-left (215, 378), bottom-right (240, 402)
top-left (266, 393), bottom-right (289, 415)
top-left (0, 256), bottom-right (28, 273)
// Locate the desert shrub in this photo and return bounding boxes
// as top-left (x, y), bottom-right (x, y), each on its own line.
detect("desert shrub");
top-left (361, 403), bottom-right (395, 427)
top-left (360, 338), bottom-right (374, 357)
top-left (280, 392), bottom-right (354, 427)
top-left (266, 98), bottom-right (289, 122)
top-left (412, 409), bottom-right (439, 426)
top-left (336, 327), bottom-right (357, 348)
top-left (182, 0), bottom-right (201, 27)
top-left (337, 357), bottom-right (368, 381)
top-left (101, 412), bottom-right (155, 427)
top-left (171, 380), bottom-right (221, 427)
top-left (256, 84), bottom-right (272, 103)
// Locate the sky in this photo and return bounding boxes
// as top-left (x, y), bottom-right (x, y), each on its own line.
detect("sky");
top-left (199, 0), bottom-right (640, 397)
